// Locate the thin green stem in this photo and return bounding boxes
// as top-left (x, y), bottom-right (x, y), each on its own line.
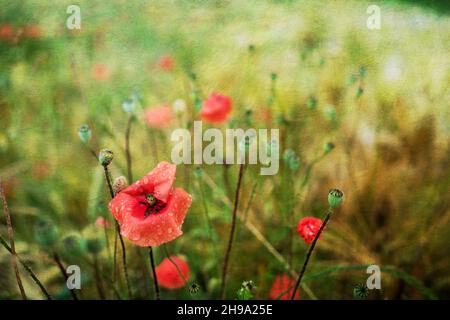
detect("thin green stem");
top-left (220, 163), bottom-right (245, 299)
top-left (148, 246), bottom-right (160, 300)
top-left (103, 165), bottom-right (132, 299)
top-left (0, 235), bottom-right (51, 300)
top-left (0, 181), bottom-right (27, 300)
top-left (53, 252), bottom-right (79, 300)
top-left (125, 114), bottom-right (133, 183)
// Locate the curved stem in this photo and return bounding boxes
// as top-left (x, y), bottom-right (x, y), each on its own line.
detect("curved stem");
top-left (0, 182), bottom-right (27, 300)
top-left (0, 235), bottom-right (51, 300)
top-left (148, 246), bottom-right (160, 300)
top-left (290, 208), bottom-right (332, 300)
top-left (103, 165), bottom-right (132, 299)
top-left (220, 163), bottom-right (245, 299)
top-left (53, 252), bottom-right (79, 300)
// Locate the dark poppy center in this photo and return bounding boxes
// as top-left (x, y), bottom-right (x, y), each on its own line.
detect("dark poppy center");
top-left (139, 193), bottom-right (166, 218)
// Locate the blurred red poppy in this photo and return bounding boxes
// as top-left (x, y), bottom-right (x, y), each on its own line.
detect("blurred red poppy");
top-left (269, 274), bottom-right (299, 300)
top-left (145, 105), bottom-right (174, 129)
top-left (0, 24), bottom-right (14, 43)
top-left (157, 54), bottom-right (174, 71)
top-left (297, 216), bottom-right (324, 244)
top-left (22, 24), bottom-right (42, 39)
top-left (200, 93), bottom-right (232, 124)
top-left (108, 162), bottom-right (192, 247)
top-left (156, 256), bottom-right (190, 289)
top-left (95, 217), bottom-right (111, 228)
top-left (92, 63), bottom-right (109, 81)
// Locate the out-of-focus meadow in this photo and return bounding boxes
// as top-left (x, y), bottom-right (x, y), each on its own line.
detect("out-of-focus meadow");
top-left (0, 0), bottom-right (449, 300)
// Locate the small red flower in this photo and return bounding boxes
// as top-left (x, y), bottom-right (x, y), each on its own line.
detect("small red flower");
top-left (145, 105), bottom-right (174, 129)
top-left (108, 162), bottom-right (192, 247)
top-left (92, 63), bottom-right (109, 81)
top-left (156, 256), bottom-right (190, 289)
top-left (0, 24), bottom-right (14, 43)
top-left (297, 216), bottom-right (325, 244)
top-left (157, 54), bottom-right (174, 71)
top-left (269, 274), bottom-right (299, 300)
top-left (200, 93), bottom-right (232, 124)
top-left (95, 217), bottom-right (111, 228)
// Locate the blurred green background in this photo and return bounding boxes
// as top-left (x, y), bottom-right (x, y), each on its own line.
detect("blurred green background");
top-left (0, 0), bottom-right (449, 299)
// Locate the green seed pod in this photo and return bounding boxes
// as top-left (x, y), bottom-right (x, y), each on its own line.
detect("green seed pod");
top-left (307, 96), bottom-right (317, 110)
top-left (34, 219), bottom-right (58, 247)
top-left (324, 142), bottom-right (335, 154)
top-left (113, 176), bottom-right (128, 194)
top-left (194, 166), bottom-right (203, 178)
top-left (78, 124), bottom-right (92, 143)
top-left (283, 149), bottom-right (300, 171)
top-left (356, 87), bottom-right (364, 98)
top-left (62, 234), bottom-right (86, 256)
top-left (324, 105), bottom-right (337, 122)
top-left (98, 149), bottom-right (114, 166)
top-left (266, 139), bottom-right (279, 157)
top-left (122, 98), bottom-right (135, 113)
top-left (86, 237), bottom-right (104, 255)
top-left (328, 188), bottom-right (344, 208)
top-left (353, 283), bottom-right (369, 300)
top-left (189, 283), bottom-right (200, 295)
top-left (270, 72), bottom-right (277, 81)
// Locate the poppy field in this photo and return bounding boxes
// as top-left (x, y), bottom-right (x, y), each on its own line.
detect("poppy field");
top-left (0, 0), bottom-right (450, 300)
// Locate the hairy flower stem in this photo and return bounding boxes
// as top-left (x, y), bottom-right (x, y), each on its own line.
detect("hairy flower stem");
top-left (290, 208), bottom-right (333, 300)
top-left (0, 235), bottom-right (52, 300)
top-left (163, 245), bottom-right (188, 284)
top-left (102, 164), bottom-right (132, 299)
top-left (220, 163), bottom-right (245, 299)
top-left (125, 114), bottom-right (133, 183)
top-left (0, 182), bottom-right (27, 300)
top-left (53, 252), bottom-right (79, 300)
top-left (148, 246), bottom-right (160, 300)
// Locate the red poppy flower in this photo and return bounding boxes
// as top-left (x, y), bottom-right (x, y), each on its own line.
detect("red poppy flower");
top-left (145, 105), bottom-right (174, 129)
top-left (108, 162), bottom-right (192, 247)
top-left (92, 63), bottom-right (109, 81)
top-left (269, 274), bottom-right (299, 300)
top-left (157, 54), bottom-right (174, 71)
top-left (156, 256), bottom-right (190, 289)
top-left (200, 93), bottom-right (232, 124)
top-left (297, 217), bottom-right (325, 244)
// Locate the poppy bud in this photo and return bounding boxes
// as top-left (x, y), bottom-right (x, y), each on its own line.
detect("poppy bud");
top-left (328, 188), bottom-right (344, 208)
top-left (270, 72), bottom-right (277, 81)
top-left (98, 149), bottom-right (114, 166)
top-left (34, 219), bottom-right (58, 247)
top-left (172, 99), bottom-right (187, 114)
top-left (113, 176), bottom-right (128, 194)
top-left (283, 149), bottom-right (300, 171)
top-left (78, 124), bottom-right (91, 143)
top-left (122, 98), bottom-right (135, 113)
top-left (324, 142), bottom-right (335, 154)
